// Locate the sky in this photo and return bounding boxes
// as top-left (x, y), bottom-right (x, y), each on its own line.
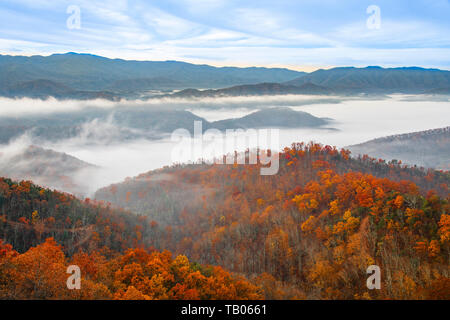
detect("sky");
top-left (0, 0), bottom-right (449, 71)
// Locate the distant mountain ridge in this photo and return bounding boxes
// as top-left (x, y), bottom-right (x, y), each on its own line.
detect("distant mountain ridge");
top-left (347, 127), bottom-right (450, 170)
top-left (1, 53), bottom-right (449, 99)
top-left (2, 79), bottom-right (118, 100)
top-left (169, 66), bottom-right (450, 97)
top-left (285, 66), bottom-right (450, 93)
top-left (170, 82), bottom-right (331, 98)
top-left (0, 52), bottom-right (303, 94)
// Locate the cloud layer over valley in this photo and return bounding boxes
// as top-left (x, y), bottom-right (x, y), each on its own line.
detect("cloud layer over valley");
top-left (0, 94), bottom-right (448, 196)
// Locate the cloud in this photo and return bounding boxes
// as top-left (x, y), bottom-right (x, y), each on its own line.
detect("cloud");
top-left (173, 0), bottom-right (228, 15)
top-left (332, 19), bottom-right (450, 48)
top-left (141, 8), bottom-right (204, 39)
top-left (0, 94), bottom-right (448, 196)
top-left (0, 97), bottom-right (117, 117)
top-left (231, 8), bottom-right (281, 33)
top-left (0, 0), bottom-right (449, 69)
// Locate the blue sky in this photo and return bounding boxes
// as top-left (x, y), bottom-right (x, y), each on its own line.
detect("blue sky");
top-left (0, 0), bottom-right (449, 70)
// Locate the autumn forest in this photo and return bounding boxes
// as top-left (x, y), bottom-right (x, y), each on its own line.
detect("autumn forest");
top-left (1, 142), bottom-right (448, 300)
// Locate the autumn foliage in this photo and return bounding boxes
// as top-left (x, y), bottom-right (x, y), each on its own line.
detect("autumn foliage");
top-left (0, 238), bottom-right (262, 300)
top-left (96, 142), bottom-right (449, 299)
top-left (0, 178), bottom-right (261, 299)
top-left (1, 142), bottom-right (449, 299)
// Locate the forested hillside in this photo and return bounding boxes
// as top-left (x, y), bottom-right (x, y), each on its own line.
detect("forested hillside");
top-left (1, 143), bottom-right (448, 299)
top-left (0, 178), bottom-right (261, 299)
top-left (285, 66), bottom-right (450, 93)
top-left (95, 143), bottom-right (450, 299)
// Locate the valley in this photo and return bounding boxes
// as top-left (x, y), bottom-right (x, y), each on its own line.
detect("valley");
top-left (0, 55), bottom-right (448, 301)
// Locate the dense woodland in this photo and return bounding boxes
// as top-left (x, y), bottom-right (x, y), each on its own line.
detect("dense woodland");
top-left (1, 142), bottom-right (449, 299)
top-left (0, 178), bottom-right (261, 299)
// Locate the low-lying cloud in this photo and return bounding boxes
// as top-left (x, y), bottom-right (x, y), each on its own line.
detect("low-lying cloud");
top-left (0, 94), bottom-right (344, 117)
top-left (0, 94), bottom-right (448, 197)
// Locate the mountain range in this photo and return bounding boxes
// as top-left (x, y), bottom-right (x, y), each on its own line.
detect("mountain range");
top-left (1, 53), bottom-right (450, 99)
top-left (0, 52), bottom-right (303, 98)
top-left (174, 66), bottom-right (450, 97)
top-left (284, 66), bottom-right (450, 94)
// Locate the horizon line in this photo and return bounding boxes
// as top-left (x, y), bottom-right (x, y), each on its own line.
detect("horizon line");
top-left (2, 51), bottom-right (450, 73)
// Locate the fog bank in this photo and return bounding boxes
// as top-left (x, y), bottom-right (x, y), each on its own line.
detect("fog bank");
top-left (0, 94), bottom-right (448, 196)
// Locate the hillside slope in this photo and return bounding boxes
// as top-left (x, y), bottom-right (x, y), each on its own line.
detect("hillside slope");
top-left (170, 82), bottom-right (331, 98)
top-left (95, 142), bottom-right (450, 299)
top-left (0, 178), bottom-right (260, 300)
top-left (2, 79), bottom-right (118, 100)
top-left (347, 127), bottom-right (450, 170)
top-left (0, 145), bottom-right (96, 195)
top-left (285, 66), bottom-right (450, 93)
top-left (212, 107), bottom-right (329, 129)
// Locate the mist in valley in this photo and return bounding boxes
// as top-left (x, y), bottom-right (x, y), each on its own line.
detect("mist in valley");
top-left (0, 94), bottom-right (448, 196)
